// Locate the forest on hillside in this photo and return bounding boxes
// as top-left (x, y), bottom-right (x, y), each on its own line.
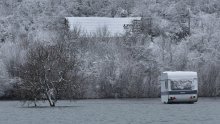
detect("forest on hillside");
top-left (0, 0), bottom-right (220, 101)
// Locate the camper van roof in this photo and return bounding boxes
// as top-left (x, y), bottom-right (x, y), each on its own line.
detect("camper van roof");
top-left (163, 71), bottom-right (197, 80)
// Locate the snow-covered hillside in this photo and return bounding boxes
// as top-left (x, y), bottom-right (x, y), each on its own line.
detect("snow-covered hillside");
top-left (0, 0), bottom-right (220, 99)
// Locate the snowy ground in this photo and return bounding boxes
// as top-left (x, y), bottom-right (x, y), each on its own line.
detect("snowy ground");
top-left (0, 98), bottom-right (220, 124)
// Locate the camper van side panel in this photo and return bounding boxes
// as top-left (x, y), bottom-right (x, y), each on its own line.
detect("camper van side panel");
top-left (161, 73), bottom-right (168, 103)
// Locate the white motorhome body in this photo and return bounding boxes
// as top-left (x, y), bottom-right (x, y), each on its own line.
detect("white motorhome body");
top-left (161, 71), bottom-right (198, 103)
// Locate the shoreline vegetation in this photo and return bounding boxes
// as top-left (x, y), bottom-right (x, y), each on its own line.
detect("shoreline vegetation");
top-left (0, 0), bottom-right (220, 106)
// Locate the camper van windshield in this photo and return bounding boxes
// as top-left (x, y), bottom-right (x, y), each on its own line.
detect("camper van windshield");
top-left (171, 80), bottom-right (194, 90)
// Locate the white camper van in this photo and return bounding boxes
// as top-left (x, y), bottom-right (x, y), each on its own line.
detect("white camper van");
top-left (160, 71), bottom-right (198, 104)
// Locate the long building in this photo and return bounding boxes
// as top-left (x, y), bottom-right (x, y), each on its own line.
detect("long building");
top-left (65, 17), bottom-right (142, 37)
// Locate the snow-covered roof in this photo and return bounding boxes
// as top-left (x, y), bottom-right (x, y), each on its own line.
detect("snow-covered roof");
top-left (163, 71), bottom-right (197, 80)
top-left (65, 17), bottom-right (141, 36)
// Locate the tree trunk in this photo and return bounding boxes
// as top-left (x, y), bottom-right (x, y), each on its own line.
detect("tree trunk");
top-left (34, 98), bottom-right (37, 107)
top-left (46, 91), bottom-right (56, 107)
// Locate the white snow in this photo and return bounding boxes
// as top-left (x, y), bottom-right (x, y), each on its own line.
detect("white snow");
top-left (65, 17), bottom-right (141, 36)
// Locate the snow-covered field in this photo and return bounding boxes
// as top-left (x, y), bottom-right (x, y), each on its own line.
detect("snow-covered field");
top-left (0, 98), bottom-right (220, 124)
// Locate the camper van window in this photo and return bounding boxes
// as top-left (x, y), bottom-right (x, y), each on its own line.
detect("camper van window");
top-left (165, 80), bottom-right (168, 89)
top-left (171, 80), bottom-right (194, 90)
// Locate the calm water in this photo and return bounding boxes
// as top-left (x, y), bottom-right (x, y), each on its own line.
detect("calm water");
top-left (0, 98), bottom-right (220, 124)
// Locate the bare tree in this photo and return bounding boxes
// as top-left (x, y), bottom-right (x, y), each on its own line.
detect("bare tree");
top-left (13, 41), bottom-right (78, 107)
